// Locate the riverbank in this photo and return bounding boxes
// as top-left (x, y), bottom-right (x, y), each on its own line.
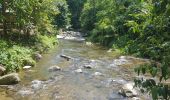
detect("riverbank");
top-left (0, 34), bottom-right (57, 75)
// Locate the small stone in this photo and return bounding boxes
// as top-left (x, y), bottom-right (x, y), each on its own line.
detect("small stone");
top-left (48, 66), bottom-right (61, 72)
top-left (75, 69), bottom-right (83, 73)
top-left (0, 65), bottom-right (6, 76)
top-left (23, 66), bottom-right (32, 70)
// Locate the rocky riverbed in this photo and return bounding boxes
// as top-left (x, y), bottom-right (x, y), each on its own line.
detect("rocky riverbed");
top-left (0, 31), bottom-right (151, 100)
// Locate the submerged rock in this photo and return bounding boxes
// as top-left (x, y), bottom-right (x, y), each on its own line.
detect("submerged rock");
top-left (60, 54), bottom-right (72, 61)
top-left (18, 89), bottom-right (34, 96)
top-left (0, 65), bottom-right (6, 76)
top-left (118, 83), bottom-right (138, 97)
top-left (31, 80), bottom-right (44, 90)
top-left (48, 66), bottom-right (61, 72)
top-left (0, 73), bottom-right (20, 85)
top-left (83, 65), bottom-right (93, 69)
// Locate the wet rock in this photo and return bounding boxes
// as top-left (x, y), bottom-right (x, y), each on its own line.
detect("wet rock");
top-left (48, 66), bottom-right (61, 72)
top-left (75, 69), bottom-right (83, 73)
top-left (83, 65), bottom-right (93, 69)
top-left (93, 72), bottom-right (103, 76)
top-left (0, 65), bottom-right (6, 76)
top-left (31, 80), bottom-right (44, 90)
top-left (0, 73), bottom-right (20, 85)
top-left (23, 66), bottom-right (32, 70)
top-left (118, 83), bottom-right (138, 97)
top-left (60, 54), bottom-right (72, 61)
top-left (34, 53), bottom-right (42, 61)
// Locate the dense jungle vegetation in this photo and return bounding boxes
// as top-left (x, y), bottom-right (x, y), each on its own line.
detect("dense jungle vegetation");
top-left (0, 0), bottom-right (169, 99)
top-left (80, 0), bottom-right (170, 99)
top-left (0, 0), bottom-right (69, 72)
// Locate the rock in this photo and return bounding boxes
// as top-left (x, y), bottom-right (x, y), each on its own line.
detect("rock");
top-left (131, 97), bottom-right (141, 100)
top-left (23, 66), bottom-right (32, 70)
top-left (83, 65), bottom-right (93, 69)
top-left (60, 54), bottom-right (72, 61)
top-left (107, 49), bottom-right (113, 53)
top-left (119, 56), bottom-right (126, 59)
top-left (0, 65), bottom-right (6, 76)
top-left (0, 73), bottom-right (20, 85)
top-left (34, 53), bottom-right (42, 61)
top-left (48, 66), bottom-right (61, 72)
top-left (118, 83), bottom-right (138, 97)
top-left (75, 69), bottom-right (83, 73)
top-left (93, 72), bottom-right (103, 76)
top-left (86, 42), bottom-right (93, 46)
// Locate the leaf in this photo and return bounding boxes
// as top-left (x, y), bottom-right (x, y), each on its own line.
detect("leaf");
top-left (151, 87), bottom-right (158, 100)
top-left (142, 66), bottom-right (146, 74)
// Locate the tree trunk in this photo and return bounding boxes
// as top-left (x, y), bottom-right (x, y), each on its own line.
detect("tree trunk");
top-left (2, 0), bottom-right (7, 35)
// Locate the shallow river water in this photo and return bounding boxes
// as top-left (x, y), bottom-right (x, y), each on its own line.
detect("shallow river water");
top-left (0, 38), bottom-right (151, 100)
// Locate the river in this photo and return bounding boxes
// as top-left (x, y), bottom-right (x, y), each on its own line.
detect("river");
top-left (0, 32), bottom-right (151, 100)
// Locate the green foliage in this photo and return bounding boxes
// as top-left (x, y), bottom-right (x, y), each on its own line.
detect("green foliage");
top-left (34, 34), bottom-right (57, 53)
top-left (66, 0), bottom-right (86, 29)
top-left (54, 0), bottom-right (71, 28)
top-left (0, 34), bottom-right (57, 72)
top-left (81, 0), bottom-right (170, 99)
top-left (0, 41), bottom-right (35, 72)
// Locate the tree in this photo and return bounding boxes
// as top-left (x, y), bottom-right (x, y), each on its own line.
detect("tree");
top-left (66, 0), bottom-right (86, 29)
top-left (80, 0), bottom-right (170, 99)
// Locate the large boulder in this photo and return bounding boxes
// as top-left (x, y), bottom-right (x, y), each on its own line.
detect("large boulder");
top-left (0, 65), bottom-right (6, 76)
top-left (0, 73), bottom-right (20, 85)
top-left (118, 83), bottom-right (138, 97)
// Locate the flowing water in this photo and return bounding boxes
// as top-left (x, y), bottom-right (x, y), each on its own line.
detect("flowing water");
top-left (0, 36), bottom-right (151, 100)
